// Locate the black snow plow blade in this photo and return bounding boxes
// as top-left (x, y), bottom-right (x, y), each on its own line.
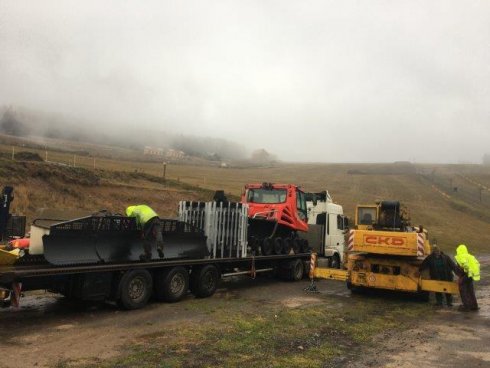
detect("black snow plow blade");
top-left (43, 216), bottom-right (208, 266)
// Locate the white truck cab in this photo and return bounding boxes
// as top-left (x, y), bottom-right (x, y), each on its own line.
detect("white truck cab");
top-left (304, 191), bottom-right (348, 268)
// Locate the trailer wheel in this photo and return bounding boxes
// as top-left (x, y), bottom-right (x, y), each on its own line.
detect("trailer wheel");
top-left (261, 238), bottom-right (273, 256)
top-left (154, 267), bottom-right (189, 303)
top-left (300, 239), bottom-right (310, 253)
top-left (190, 265), bottom-right (220, 298)
top-left (273, 238), bottom-right (283, 255)
top-left (282, 238), bottom-right (293, 254)
top-left (118, 269), bottom-right (152, 310)
top-left (292, 239), bottom-right (301, 254)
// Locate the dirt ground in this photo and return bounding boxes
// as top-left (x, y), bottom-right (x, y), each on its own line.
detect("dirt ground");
top-left (0, 266), bottom-right (489, 368)
top-left (351, 283), bottom-right (490, 368)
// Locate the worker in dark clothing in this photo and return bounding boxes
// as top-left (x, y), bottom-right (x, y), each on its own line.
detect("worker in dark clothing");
top-left (455, 244), bottom-right (480, 311)
top-left (126, 205), bottom-right (164, 261)
top-left (419, 245), bottom-right (458, 306)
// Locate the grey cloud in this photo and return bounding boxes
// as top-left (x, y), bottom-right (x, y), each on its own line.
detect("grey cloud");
top-left (0, 0), bottom-right (488, 163)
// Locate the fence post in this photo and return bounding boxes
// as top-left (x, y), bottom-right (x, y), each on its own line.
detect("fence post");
top-left (11, 146), bottom-right (14, 161)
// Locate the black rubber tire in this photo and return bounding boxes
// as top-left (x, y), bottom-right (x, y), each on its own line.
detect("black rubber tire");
top-left (118, 269), bottom-right (153, 310)
top-left (330, 254), bottom-right (341, 269)
top-left (282, 238), bottom-right (293, 254)
top-left (154, 267), bottom-right (189, 303)
top-left (190, 265), bottom-right (220, 298)
top-left (300, 239), bottom-right (310, 253)
top-left (288, 259), bottom-right (305, 281)
top-left (273, 238), bottom-right (283, 255)
top-left (292, 239), bottom-right (301, 254)
top-left (261, 238), bottom-right (273, 256)
top-left (277, 259), bottom-right (305, 281)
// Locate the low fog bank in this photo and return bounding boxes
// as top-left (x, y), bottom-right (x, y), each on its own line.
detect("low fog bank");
top-left (0, 106), bottom-right (248, 162)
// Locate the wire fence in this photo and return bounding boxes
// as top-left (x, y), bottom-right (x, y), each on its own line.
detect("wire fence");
top-left (421, 172), bottom-right (490, 208)
top-left (4, 145), bottom-right (169, 179)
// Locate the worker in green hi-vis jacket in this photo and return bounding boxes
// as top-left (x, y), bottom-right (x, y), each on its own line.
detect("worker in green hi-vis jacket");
top-left (126, 205), bottom-right (164, 261)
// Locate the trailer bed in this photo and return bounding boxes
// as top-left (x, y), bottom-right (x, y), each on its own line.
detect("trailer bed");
top-left (0, 253), bottom-right (311, 284)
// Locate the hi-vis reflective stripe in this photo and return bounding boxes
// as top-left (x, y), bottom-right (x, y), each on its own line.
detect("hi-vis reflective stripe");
top-left (348, 230), bottom-right (355, 251)
top-left (11, 282), bottom-right (22, 308)
top-left (417, 233), bottom-right (425, 256)
top-left (309, 253), bottom-right (317, 279)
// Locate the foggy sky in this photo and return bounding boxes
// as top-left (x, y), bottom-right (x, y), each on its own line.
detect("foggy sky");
top-left (0, 1), bottom-right (489, 163)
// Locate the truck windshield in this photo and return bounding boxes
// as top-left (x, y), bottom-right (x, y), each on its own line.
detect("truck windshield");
top-left (247, 189), bottom-right (287, 204)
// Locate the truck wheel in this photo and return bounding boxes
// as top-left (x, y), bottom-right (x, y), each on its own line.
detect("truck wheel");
top-left (288, 259), bottom-right (304, 281)
top-left (154, 267), bottom-right (189, 303)
top-left (118, 269), bottom-right (152, 310)
top-left (282, 238), bottom-right (293, 254)
top-left (261, 238), bottom-right (273, 256)
top-left (292, 239), bottom-right (301, 254)
top-left (300, 239), bottom-right (310, 253)
top-left (190, 265), bottom-right (220, 298)
top-left (273, 238), bottom-right (283, 255)
top-left (330, 254), bottom-right (341, 269)
top-left (278, 259), bottom-right (304, 281)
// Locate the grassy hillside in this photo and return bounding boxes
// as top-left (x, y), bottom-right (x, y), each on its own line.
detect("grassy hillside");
top-left (0, 136), bottom-right (488, 255)
top-left (165, 162), bottom-right (490, 253)
top-left (0, 159), bottom-right (214, 224)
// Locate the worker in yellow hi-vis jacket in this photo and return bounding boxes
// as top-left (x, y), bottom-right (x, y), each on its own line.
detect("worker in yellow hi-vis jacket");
top-left (455, 244), bottom-right (480, 312)
top-left (126, 205), bottom-right (164, 261)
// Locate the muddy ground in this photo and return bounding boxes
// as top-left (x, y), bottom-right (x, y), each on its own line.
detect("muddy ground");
top-left (0, 269), bottom-right (488, 368)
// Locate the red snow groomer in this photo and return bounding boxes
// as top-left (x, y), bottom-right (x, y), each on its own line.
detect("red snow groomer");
top-left (241, 183), bottom-right (310, 256)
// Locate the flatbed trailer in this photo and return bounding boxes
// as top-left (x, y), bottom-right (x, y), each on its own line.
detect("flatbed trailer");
top-left (0, 198), bottom-right (310, 310)
top-left (0, 253), bottom-right (310, 309)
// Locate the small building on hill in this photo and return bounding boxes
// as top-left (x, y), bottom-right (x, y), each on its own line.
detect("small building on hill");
top-left (144, 146), bottom-right (165, 156)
